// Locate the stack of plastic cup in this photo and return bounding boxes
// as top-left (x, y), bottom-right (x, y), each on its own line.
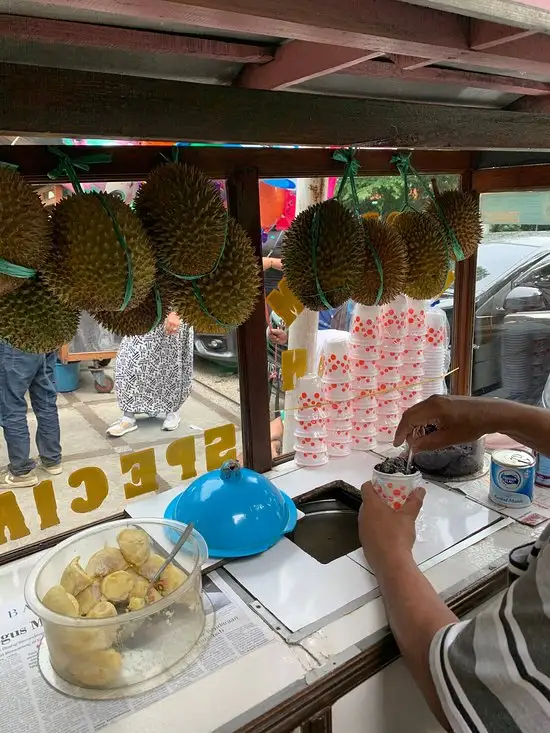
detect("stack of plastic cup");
top-left (321, 338), bottom-right (354, 458)
top-left (349, 304), bottom-right (382, 451)
top-left (374, 297), bottom-right (407, 443)
top-left (422, 306), bottom-right (449, 400)
top-left (294, 374), bottom-right (328, 467)
top-left (399, 297), bottom-right (428, 412)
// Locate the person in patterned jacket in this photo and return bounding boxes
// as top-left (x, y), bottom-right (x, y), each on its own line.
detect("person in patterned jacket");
top-left (359, 394), bottom-right (550, 733)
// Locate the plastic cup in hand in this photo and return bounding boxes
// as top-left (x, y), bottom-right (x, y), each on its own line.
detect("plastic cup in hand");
top-left (372, 466), bottom-right (422, 510)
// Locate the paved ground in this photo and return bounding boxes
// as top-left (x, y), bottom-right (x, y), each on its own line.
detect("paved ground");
top-left (0, 358), bottom-right (242, 557)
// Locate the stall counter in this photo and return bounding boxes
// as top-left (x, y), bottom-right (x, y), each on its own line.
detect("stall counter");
top-left (0, 451), bottom-right (544, 733)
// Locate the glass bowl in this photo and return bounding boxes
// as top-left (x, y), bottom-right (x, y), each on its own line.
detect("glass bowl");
top-left (25, 518), bottom-right (209, 696)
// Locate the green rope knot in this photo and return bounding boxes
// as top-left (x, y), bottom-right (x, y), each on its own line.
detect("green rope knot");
top-left (391, 151), bottom-right (465, 262)
top-left (334, 147), bottom-right (384, 306)
top-left (47, 146), bottom-right (134, 311)
top-left (160, 146), bottom-right (180, 164)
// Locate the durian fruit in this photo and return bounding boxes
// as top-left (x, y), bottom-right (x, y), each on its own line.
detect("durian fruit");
top-left (93, 288), bottom-right (168, 337)
top-left (351, 218), bottom-right (408, 306)
top-left (386, 211), bottom-right (401, 226)
top-left (44, 192), bottom-right (156, 312)
top-left (60, 557), bottom-right (92, 597)
top-left (135, 162), bottom-right (226, 277)
top-left (100, 570), bottom-right (135, 603)
top-left (0, 167), bottom-right (51, 296)
top-left (282, 199), bottom-right (363, 310)
top-left (393, 210), bottom-right (450, 300)
top-left (162, 217), bottom-right (261, 334)
top-left (425, 190), bottom-right (481, 260)
top-left (362, 212), bottom-right (379, 220)
top-left (42, 585), bottom-right (80, 617)
top-left (117, 528), bottom-right (151, 566)
top-left (0, 279), bottom-right (79, 353)
top-left (86, 547), bottom-right (127, 577)
top-left (67, 649), bottom-right (122, 687)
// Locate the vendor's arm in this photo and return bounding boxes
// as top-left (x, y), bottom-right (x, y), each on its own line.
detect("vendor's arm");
top-left (270, 416), bottom-right (284, 457)
top-left (360, 482), bottom-right (550, 732)
top-left (262, 257), bottom-right (283, 271)
top-left (395, 395), bottom-right (550, 456)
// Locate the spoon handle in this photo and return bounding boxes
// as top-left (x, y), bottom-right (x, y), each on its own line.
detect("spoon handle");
top-left (149, 522), bottom-right (195, 588)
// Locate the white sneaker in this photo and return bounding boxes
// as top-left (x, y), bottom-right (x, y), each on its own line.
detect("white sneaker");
top-left (39, 460), bottom-right (63, 476)
top-left (0, 469), bottom-right (39, 489)
top-left (162, 412), bottom-right (181, 431)
top-left (106, 417), bottom-right (138, 437)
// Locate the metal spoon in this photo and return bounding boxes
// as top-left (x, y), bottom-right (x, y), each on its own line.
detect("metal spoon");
top-left (147, 522), bottom-right (195, 592)
top-left (405, 445), bottom-right (414, 475)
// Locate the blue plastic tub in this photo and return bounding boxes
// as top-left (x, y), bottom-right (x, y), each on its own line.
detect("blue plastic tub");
top-left (55, 361), bottom-right (80, 393)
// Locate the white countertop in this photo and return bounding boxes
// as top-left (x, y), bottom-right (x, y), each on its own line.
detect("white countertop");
top-left (2, 452), bottom-right (542, 733)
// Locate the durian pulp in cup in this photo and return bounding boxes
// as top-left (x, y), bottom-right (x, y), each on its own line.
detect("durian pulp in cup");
top-left (372, 467), bottom-right (421, 510)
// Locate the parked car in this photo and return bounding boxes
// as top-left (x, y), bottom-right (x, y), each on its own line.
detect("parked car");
top-left (440, 236), bottom-right (550, 396)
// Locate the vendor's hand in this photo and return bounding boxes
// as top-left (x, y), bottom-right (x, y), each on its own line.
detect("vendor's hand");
top-left (164, 311), bottom-right (181, 335)
top-left (394, 395), bottom-right (491, 453)
top-left (268, 328), bottom-right (288, 346)
top-left (358, 482), bottom-right (425, 573)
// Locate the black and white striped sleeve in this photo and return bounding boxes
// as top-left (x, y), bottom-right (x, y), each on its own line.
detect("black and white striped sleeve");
top-left (429, 528), bottom-right (550, 733)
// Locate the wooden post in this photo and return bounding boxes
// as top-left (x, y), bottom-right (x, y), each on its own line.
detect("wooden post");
top-left (450, 167), bottom-right (477, 396)
top-left (226, 167), bottom-right (272, 473)
top-left (300, 709), bottom-right (333, 732)
top-left (282, 178), bottom-right (326, 454)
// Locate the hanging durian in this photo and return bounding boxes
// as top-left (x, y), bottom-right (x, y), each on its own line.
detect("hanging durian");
top-left (0, 279), bottom-right (79, 353)
top-left (43, 192), bottom-right (155, 312)
top-left (282, 199), bottom-right (363, 310)
top-left (0, 167), bottom-right (51, 296)
top-left (362, 212), bottom-right (379, 220)
top-left (425, 190), bottom-right (481, 260)
top-left (386, 211), bottom-right (401, 226)
top-left (351, 218), bottom-right (408, 306)
top-left (162, 217), bottom-right (260, 334)
top-left (93, 287), bottom-right (169, 337)
top-left (393, 210), bottom-right (449, 300)
top-left (135, 162), bottom-right (226, 277)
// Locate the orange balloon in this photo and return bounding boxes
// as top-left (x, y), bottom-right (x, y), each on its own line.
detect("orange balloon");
top-left (259, 181), bottom-right (285, 230)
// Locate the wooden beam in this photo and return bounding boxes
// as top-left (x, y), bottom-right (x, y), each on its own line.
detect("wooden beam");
top-left (226, 167), bottom-right (272, 473)
top-left (473, 163), bottom-right (550, 192)
top-left (5, 64), bottom-right (550, 149)
top-left (0, 14), bottom-right (273, 64)
top-left (342, 58), bottom-right (550, 96)
top-left (237, 41), bottom-right (381, 90)
top-left (469, 19), bottom-right (538, 50)
top-left (0, 145), bottom-right (471, 183)
top-left (402, 1), bottom-right (550, 32)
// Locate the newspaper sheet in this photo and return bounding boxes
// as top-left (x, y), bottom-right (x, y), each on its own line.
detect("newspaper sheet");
top-left (0, 571), bottom-right (273, 733)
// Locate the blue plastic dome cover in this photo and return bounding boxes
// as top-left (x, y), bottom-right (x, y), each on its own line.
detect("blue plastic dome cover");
top-left (164, 460), bottom-right (297, 559)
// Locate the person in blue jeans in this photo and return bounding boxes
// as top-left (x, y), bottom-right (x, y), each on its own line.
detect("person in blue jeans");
top-left (0, 342), bottom-right (62, 489)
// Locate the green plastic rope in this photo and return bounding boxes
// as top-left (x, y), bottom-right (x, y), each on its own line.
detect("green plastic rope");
top-left (0, 161), bottom-right (37, 279)
top-left (190, 281), bottom-right (233, 329)
top-left (96, 193), bottom-right (134, 312)
top-left (391, 152), bottom-right (465, 262)
top-left (333, 148), bottom-right (384, 306)
top-left (151, 285), bottom-right (164, 329)
top-left (47, 147), bottom-right (135, 311)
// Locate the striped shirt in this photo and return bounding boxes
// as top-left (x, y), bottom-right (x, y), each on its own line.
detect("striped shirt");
top-left (430, 524), bottom-right (550, 732)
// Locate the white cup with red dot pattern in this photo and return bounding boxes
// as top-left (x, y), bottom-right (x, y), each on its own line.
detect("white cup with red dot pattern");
top-left (353, 394), bottom-right (377, 410)
top-left (294, 435), bottom-right (327, 451)
top-left (295, 448), bottom-right (329, 468)
top-left (381, 297), bottom-right (407, 338)
top-left (350, 305), bottom-right (382, 344)
top-left (351, 421), bottom-right (377, 437)
top-left (377, 394), bottom-right (401, 414)
top-left (372, 467), bottom-right (422, 510)
top-left (399, 374), bottom-right (421, 390)
top-left (378, 348), bottom-right (403, 367)
top-left (401, 361), bottom-right (425, 377)
top-left (295, 375), bottom-right (324, 411)
top-left (351, 435), bottom-right (378, 451)
top-left (351, 374), bottom-right (378, 397)
top-left (376, 425), bottom-right (398, 443)
top-left (349, 357), bottom-right (378, 376)
top-left (295, 419), bottom-right (328, 437)
top-left (296, 407), bottom-right (327, 421)
top-left (376, 413), bottom-right (401, 429)
top-left (405, 299), bottom-right (428, 335)
top-left (322, 338), bottom-right (351, 382)
top-left (325, 400), bottom-right (354, 419)
top-left (376, 363), bottom-right (402, 384)
top-left (399, 391), bottom-right (422, 411)
top-left (349, 341), bottom-right (380, 360)
top-left (402, 346), bottom-right (425, 363)
top-left (327, 441), bottom-right (352, 458)
top-left (322, 380), bottom-right (354, 401)
top-left (353, 408), bottom-right (377, 423)
top-left (405, 333), bottom-right (425, 348)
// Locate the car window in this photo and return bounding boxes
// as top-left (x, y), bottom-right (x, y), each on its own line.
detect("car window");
top-left (475, 244), bottom-right (546, 296)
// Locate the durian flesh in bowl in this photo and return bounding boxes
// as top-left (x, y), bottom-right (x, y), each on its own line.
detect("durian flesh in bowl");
top-left (25, 518), bottom-right (208, 693)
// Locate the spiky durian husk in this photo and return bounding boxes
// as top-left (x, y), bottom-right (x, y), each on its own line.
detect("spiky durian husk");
top-left (386, 211), bottom-right (401, 226)
top-left (162, 217), bottom-right (261, 334)
top-left (0, 167), bottom-right (51, 296)
top-left (0, 279), bottom-right (79, 353)
top-left (134, 162), bottom-right (226, 277)
top-left (393, 210), bottom-right (449, 300)
top-left (94, 288), bottom-right (170, 337)
top-left (282, 199), bottom-right (363, 310)
top-left (351, 218), bottom-right (408, 306)
top-left (425, 190), bottom-right (481, 260)
top-left (362, 212), bottom-right (379, 220)
top-left (44, 192), bottom-right (156, 312)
